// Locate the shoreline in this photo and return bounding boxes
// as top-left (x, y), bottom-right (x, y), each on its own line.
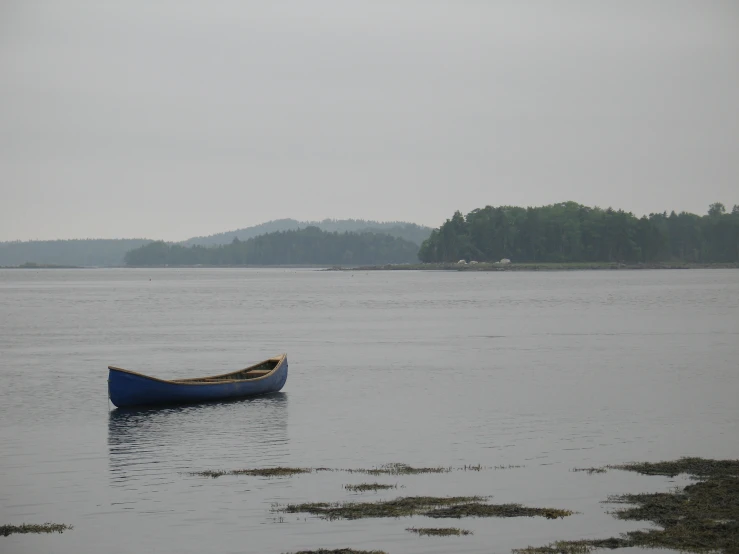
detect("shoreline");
top-left (326, 262), bottom-right (739, 272)
top-left (0, 264), bottom-right (329, 270)
top-left (3, 262), bottom-right (737, 271)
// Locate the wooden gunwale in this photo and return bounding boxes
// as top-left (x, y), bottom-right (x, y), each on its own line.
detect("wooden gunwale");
top-left (107, 354), bottom-right (286, 386)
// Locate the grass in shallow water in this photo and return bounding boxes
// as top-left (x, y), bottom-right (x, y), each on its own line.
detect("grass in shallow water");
top-left (512, 538), bottom-right (624, 554)
top-left (608, 456), bottom-right (739, 478)
top-left (189, 467), bottom-right (314, 478)
top-left (519, 457), bottom-right (739, 554)
top-left (1, 523), bottom-right (73, 537)
top-left (190, 462), bottom-right (490, 478)
top-left (406, 527), bottom-right (473, 536)
top-left (571, 467), bottom-right (607, 474)
top-left (284, 550), bottom-right (387, 554)
top-left (278, 496), bottom-right (574, 521)
top-left (347, 463), bottom-right (451, 475)
top-left (278, 496), bottom-right (487, 520)
top-left (426, 503), bottom-right (574, 519)
top-left (343, 483), bottom-right (397, 492)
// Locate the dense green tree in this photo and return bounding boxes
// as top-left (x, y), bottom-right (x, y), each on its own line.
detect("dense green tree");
top-left (419, 202), bottom-right (738, 264)
top-left (708, 203), bottom-right (726, 217)
top-left (124, 227), bottom-right (420, 266)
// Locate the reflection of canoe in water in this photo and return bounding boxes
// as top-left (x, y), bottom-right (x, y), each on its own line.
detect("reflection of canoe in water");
top-left (108, 354), bottom-right (288, 408)
top-left (107, 392), bottom-right (288, 487)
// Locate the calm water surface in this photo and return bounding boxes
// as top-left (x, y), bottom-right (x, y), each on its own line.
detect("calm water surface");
top-left (1, 268), bottom-right (738, 554)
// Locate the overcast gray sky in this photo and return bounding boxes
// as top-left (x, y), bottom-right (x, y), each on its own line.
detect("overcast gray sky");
top-left (1, 1), bottom-right (737, 241)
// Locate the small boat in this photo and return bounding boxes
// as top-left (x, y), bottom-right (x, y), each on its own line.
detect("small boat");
top-left (108, 354), bottom-right (288, 408)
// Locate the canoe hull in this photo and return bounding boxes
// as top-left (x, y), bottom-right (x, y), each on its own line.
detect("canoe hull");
top-left (108, 356), bottom-right (288, 408)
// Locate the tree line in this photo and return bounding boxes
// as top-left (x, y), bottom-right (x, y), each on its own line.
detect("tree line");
top-left (0, 239), bottom-right (152, 267)
top-left (418, 202), bottom-right (739, 264)
top-left (124, 226), bottom-right (420, 266)
top-left (0, 219), bottom-right (431, 267)
top-left (182, 218), bottom-right (432, 247)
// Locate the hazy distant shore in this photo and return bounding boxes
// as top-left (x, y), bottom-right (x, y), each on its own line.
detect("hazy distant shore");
top-left (0, 263), bottom-right (83, 269)
top-left (4, 262), bottom-right (738, 271)
top-left (327, 262), bottom-right (739, 272)
top-left (1, 264), bottom-right (328, 269)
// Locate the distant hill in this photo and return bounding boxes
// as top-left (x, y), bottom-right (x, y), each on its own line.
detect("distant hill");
top-left (0, 239), bottom-right (152, 268)
top-left (0, 218), bottom-right (432, 268)
top-left (126, 226), bottom-right (420, 266)
top-left (181, 218), bottom-right (433, 247)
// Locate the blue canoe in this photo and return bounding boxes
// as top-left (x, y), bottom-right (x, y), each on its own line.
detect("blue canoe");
top-left (108, 354), bottom-right (288, 408)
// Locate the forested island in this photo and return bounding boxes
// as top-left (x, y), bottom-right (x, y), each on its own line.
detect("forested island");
top-left (124, 227), bottom-right (420, 266)
top-left (3, 203), bottom-right (737, 269)
top-left (418, 202), bottom-right (739, 264)
top-left (182, 218), bottom-right (432, 247)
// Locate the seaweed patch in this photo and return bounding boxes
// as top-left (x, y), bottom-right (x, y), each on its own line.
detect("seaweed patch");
top-left (1, 523), bottom-right (73, 537)
top-left (406, 527), bottom-right (473, 536)
top-left (515, 457), bottom-right (739, 554)
top-left (346, 463), bottom-right (451, 476)
top-left (189, 467), bottom-right (314, 478)
top-left (277, 496), bottom-right (487, 520)
top-left (343, 483), bottom-right (397, 492)
top-left (571, 467), bottom-right (607, 475)
top-left (283, 550), bottom-right (387, 554)
top-left (426, 503), bottom-right (574, 519)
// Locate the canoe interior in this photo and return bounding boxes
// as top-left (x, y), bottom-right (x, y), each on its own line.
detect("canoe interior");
top-left (174, 359), bottom-right (280, 383)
